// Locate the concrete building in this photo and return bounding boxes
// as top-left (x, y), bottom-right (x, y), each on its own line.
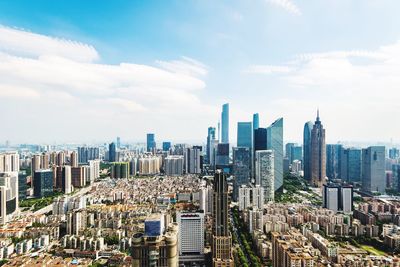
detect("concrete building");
top-left (177, 211), bottom-right (204, 257)
top-left (255, 150), bottom-right (274, 203)
top-left (310, 110), bottom-right (326, 187)
top-left (362, 146), bottom-right (386, 193)
top-left (165, 156), bottom-right (184, 176)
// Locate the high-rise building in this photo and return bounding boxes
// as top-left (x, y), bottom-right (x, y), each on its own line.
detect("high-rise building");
top-left (216, 143), bottom-right (229, 166)
top-left (185, 147), bottom-right (201, 174)
top-left (267, 118), bottom-right (283, 191)
top-left (146, 133), bottom-right (156, 152)
top-left (326, 144), bottom-right (342, 180)
top-left (108, 142), bottom-right (116, 162)
top-left (40, 153), bottom-right (49, 169)
top-left (111, 162), bottom-right (130, 179)
top-left (116, 136), bottom-right (121, 149)
top-left (303, 121), bottom-right (314, 182)
top-left (362, 146), bottom-right (385, 193)
top-left (322, 184), bottom-right (353, 213)
top-left (0, 172), bottom-right (19, 224)
top-left (31, 154), bottom-right (41, 175)
top-left (0, 152), bottom-right (20, 173)
top-left (340, 148), bottom-right (362, 182)
top-left (388, 147), bottom-right (399, 159)
top-left (177, 211), bottom-right (205, 256)
top-left (254, 128), bottom-right (267, 152)
top-left (62, 165), bottom-right (72, 194)
top-left (285, 143), bottom-right (296, 162)
top-left (70, 151), bottom-right (78, 167)
top-left (291, 145), bottom-right (302, 163)
top-left (237, 122), bottom-right (252, 149)
top-left (206, 127), bottom-right (216, 164)
top-left (232, 147), bottom-right (251, 201)
top-left (221, 103), bottom-right (229, 143)
top-left (253, 113), bottom-right (259, 130)
top-left (165, 156), bottom-right (184, 176)
top-left (57, 151), bottom-right (66, 166)
top-left (310, 111), bottom-right (326, 187)
top-left (255, 150), bottom-right (274, 203)
top-left (212, 171), bottom-right (233, 266)
top-left (18, 171), bottom-right (27, 201)
top-left (77, 147), bottom-right (100, 164)
top-left (33, 169), bottom-right (53, 198)
top-left (162, 142), bottom-right (171, 152)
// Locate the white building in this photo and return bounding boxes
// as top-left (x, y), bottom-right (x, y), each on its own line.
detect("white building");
top-left (177, 211), bottom-right (204, 255)
top-left (255, 150), bottom-right (274, 203)
top-left (0, 152), bottom-right (19, 172)
top-left (89, 159), bottom-right (100, 183)
top-left (238, 185), bottom-right (264, 211)
top-left (0, 172), bottom-right (19, 224)
top-left (165, 156), bottom-right (184, 176)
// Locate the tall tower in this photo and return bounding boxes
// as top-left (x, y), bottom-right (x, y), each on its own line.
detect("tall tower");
top-left (253, 113), bottom-right (259, 130)
top-left (310, 110), bottom-right (326, 187)
top-left (267, 118), bottom-right (283, 191)
top-left (207, 127), bottom-right (216, 164)
top-left (146, 133), bottom-right (156, 152)
top-left (255, 150), bottom-right (275, 203)
top-left (221, 103), bottom-right (229, 143)
top-left (212, 170), bottom-right (233, 266)
top-left (303, 121), bottom-right (314, 182)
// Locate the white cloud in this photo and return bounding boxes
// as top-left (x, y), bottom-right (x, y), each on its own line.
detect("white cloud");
top-left (266, 0), bottom-right (302, 15)
top-left (0, 26), bottom-right (216, 143)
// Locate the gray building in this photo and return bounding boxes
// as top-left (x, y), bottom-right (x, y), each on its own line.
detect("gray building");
top-left (267, 118), bottom-right (283, 191)
top-left (255, 150), bottom-right (274, 203)
top-left (303, 121), bottom-right (314, 182)
top-left (232, 147), bottom-right (251, 201)
top-left (326, 144), bottom-right (342, 180)
top-left (340, 148), bottom-right (362, 182)
top-left (362, 146), bottom-right (385, 193)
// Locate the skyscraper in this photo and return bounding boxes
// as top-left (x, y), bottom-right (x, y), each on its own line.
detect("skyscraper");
top-left (33, 169), bottom-right (53, 198)
top-left (184, 147), bottom-right (201, 174)
top-left (362, 146), bottom-right (385, 193)
top-left (326, 144), bottom-right (342, 180)
top-left (162, 141), bottom-right (171, 152)
top-left (146, 133), bottom-right (156, 152)
top-left (212, 170), bottom-right (233, 266)
top-left (267, 118), bottom-right (283, 191)
top-left (255, 150), bottom-right (274, 203)
top-left (221, 103), bottom-right (229, 143)
top-left (254, 128), bottom-right (267, 152)
top-left (310, 111), bottom-right (326, 187)
top-left (253, 113), bottom-right (259, 130)
top-left (216, 143), bottom-right (229, 166)
top-left (237, 122), bottom-right (252, 149)
top-left (340, 148), bottom-right (362, 182)
top-left (108, 142), bottom-right (116, 162)
top-left (322, 184), bottom-right (353, 213)
top-left (177, 211), bottom-right (205, 256)
top-left (0, 172), bottom-right (19, 224)
top-left (303, 121), bottom-right (314, 182)
top-left (116, 136), bottom-right (121, 149)
top-left (207, 127), bottom-right (216, 164)
top-left (232, 147), bottom-right (251, 201)
top-left (70, 151), bottom-right (78, 167)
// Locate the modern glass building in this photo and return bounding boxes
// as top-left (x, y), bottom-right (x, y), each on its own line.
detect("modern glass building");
top-left (108, 142), bottom-right (116, 162)
top-left (254, 128), bottom-right (267, 152)
top-left (291, 145), bottom-right (302, 163)
top-left (33, 169), bottom-right (53, 198)
top-left (146, 133), bottom-right (156, 152)
top-left (326, 144), bottom-right (342, 180)
top-left (216, 143), bottom-right (229, 166)
top-left (340, 148), bottom-right (362, 182)
top-left (237, 122), bottom-right (252, 149)
top-left (255, 150), bottom-right (274, 203)
top-left (303, 121), bottom-right (314, 182)
top-left (232, 147), bottom-right (251, 201)
top-left (221, 103), bottom-right (229, 143)
top-left (162, 142), bottom-right (171, 152)
top-left (206, 127), bottom-right (216, 164)
top-left (253, 113), bottom-right (259, 130)
top-left (267, 118), bottom-right (283, 191)
top-left (362, 146), bottom-right (385, 193)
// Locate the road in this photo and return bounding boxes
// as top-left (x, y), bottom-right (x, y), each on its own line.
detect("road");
top-left (230, 208), bottom-right (252, 265)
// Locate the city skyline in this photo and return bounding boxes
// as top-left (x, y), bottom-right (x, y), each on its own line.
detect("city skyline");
top-left (1, 1), bottom-right (400, 144)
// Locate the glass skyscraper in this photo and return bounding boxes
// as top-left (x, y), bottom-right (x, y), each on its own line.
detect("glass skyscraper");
top-left (253, 113), bottom-right (259, 130)
top-left (362, 146), bottom-right (385, 193)
top-left (237, 122), bottom-right (252, 149)
top-left (162, 141), bottom-right (171, 152)
top-left (340, 148), bottom-right (362, 182)
top-left (206, 127), bottom-right (216, 164)
top-left (254, 128), bottom-right (267, 152)
top-left (146, 133), bottom-right (156, 152)
top-left (267, 118), bottom-right (283, 191)
top-left (221, 103), bottom-right (229, 143)
top-left (232, 147), bottom-right (251, 201)
top-left (109, 142), bottom-right (116, 162)
top-left (303, 121), bottom-right (314, 182)
top-left (326, 144), bottom-right (342, 180)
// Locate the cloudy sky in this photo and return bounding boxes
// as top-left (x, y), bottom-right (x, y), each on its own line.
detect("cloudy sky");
top-left (1, 0), bottom-right (400, 144)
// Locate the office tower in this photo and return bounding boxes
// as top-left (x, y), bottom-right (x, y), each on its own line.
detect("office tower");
top-left (362, 146), bottom-right (385, 193)
top-left (255, 150), bottom-right (274, 203)
top-left (322, 184), bottom-right (353, 213)
top-left (116, 136), bottom-right (121, 149)
top-left (291, 145), bottom-right (302, 163)
top-left (212, 171), bottom-right (233, 266)
top-left (147, 133), bottom-right (156, 152)
top-left (62, 166), bottom-right (72, 194)
top-left (78, 147), bottom-right (100, 164)
top-left (177, 211), bottom-right (205, 256)
top-left (33, 169), bottom-right (53, 198)
top-left (206, 127), bottom-right (216, 164)
top-left (253, 113), bottom-right (259, 130)
top-left (285, 143), bottom-right (296, 162)
top-left (216, 143), bottom-right (229, 166)
top-left (340, 148), bottom-right (362, 182)
top-left (389, 148), bottom-right (399, 160)
top-left (303, 121), bottom-right (314, 182)
top-left (209, 139), bottom-right (219, 167)
top-left (185, 147), bottom-right (201, 174)
top-left (18, 171), bottom-right (27, 201)
top-left (162, 142), bottom-right (171, 152)
top-left (0, 172), bottom-right (19, 224)
top-left (110, 162), bottom-right (130, 179)
top-left (326, 144), bottom-right (342, 180)
top-left (254, 128), bottom-right (267, 152)
top-left (108, 142), bottom-right (116, 162)
top-left (237, 122), bottom-right (252, 149)
top-left (267, 118), bottom-right (283, 191)
top-left (394, 165), bottom-right (400, 192)
top-left (70, 151), bottom-right (78, 167)
top-left (310, 111), bottom-right (326, 187)
top-left (221, 103), bottom-right (229, 143)
top-left (165, 156), bottom-right (184, 176)
top-left (131, 221), bottom-right (179, 267)
top-left (232, 147), bottom-right (251, 201)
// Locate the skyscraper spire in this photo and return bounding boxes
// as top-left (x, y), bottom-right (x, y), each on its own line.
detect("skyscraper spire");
top-left (316, 108), bottom-right (320, 122)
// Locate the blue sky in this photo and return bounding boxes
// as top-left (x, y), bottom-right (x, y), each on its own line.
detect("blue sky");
top-left (1, 0), bottom-right (400, 144)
